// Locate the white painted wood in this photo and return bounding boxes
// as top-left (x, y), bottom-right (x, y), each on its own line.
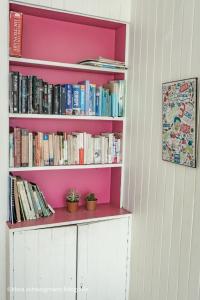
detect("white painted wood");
top-left (126, 0), bottom-right (200, 300)
top-left (9, 57), bottom-right (127, 74)
top-left (9, 113), bottom-right (124, 122)
top-left (9, 213), bottom-right (132, 233)
top-left (12, 226), bottom-right (77, 300)
top-left (9, 163), bottom-right (122, 172)
top-left (77, 218), bottom-right (130, 300)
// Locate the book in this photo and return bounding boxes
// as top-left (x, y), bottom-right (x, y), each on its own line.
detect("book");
top-left (65, 84), bottom-right (73, 115)
top-left (72, 85), bottom-right (81, 115)
top-left (9, 11), bottom-right (23, 57)
top-left (9, 128), bottom-right (123, 168)
top-left (9, 71), bottom-right (125, 118)
top-left (8, 175), bottom-right (54, 224)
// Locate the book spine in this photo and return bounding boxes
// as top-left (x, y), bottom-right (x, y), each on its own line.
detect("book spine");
top-left (27, 76), bottom-right (33, 113)
top-left (38, 79), bottom-right (44, 114)
top-left (28, 132), bottom-right (33, 167)
top-left (12, 72), bottom-right (19, 113)
top-left (61, 85), bottom-right (66, 115)
top-left (43, 82), bottom-right (48, 114)
top-left (95, 86), bottom-right (102, 116)
top-left (9, 131), bottom-right (14, 168)
top-left (9, 73), bottom-right (13, 113)
top-left (43, 134), bottom-right (49, 166)
top-left (53, 85), bottom-right (60, 115)
top-left (72, 84), bottom-right (81, 115)
top-left (14, 128), bottom-right (21, 167)
top-left (89, 84), bottom-right (96, 115)
top-left (9, 11), bottom-right (23, 57)
top-left (79, 80), bottom-right (90, 115)
top-left (48, 84), bottom-right (53, 114)
top-left (21, 128), bottom-right (29, 167)
top-left (32, 76), bottom-right (38, 113)
top-left (80, 85), bottom-right (85, 115)
top-left (21, 75), bottom-right (28, 113)
top-left (65, 84), bottom-right (73, 115)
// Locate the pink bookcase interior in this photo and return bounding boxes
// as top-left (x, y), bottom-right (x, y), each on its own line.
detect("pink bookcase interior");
top-left (9, 2), bottom-right (126, 215)
top-left (12, 168), bottom-right (121, 208)
top-left (10, 3), bottom-right (126, 64)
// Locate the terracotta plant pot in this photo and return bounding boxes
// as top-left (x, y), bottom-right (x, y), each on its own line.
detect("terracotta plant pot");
top-left (67, 201), bottom-right (79, 213)
top-left (86, 200), bottom-right (97, 211)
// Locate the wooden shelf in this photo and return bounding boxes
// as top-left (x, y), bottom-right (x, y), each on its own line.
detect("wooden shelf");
top-left (9, 163), bottom-right (123, 172)
top-left (9, 57), bottom-right (127, 74)
top-left (9, 113), bottom-right (125, 122)
top-left (7, 204), bottom-right (131, 231)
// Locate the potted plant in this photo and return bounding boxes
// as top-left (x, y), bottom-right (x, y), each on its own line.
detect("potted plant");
top-left (85, 193), bottom-right (97, 211)
top-left (66, 189), bottom-right (80, 213)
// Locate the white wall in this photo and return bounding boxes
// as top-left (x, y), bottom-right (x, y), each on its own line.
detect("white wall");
top-left (124, 0), bottom-right (200, 299)
top-left (17, 0), bottom-right (131, 22)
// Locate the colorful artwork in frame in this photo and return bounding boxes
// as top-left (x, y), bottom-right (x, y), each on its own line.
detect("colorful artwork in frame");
top-left (162, 78), bottom-right (197, 168)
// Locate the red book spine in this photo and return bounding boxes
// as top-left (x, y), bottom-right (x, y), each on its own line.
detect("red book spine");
top-left (9, 11), bottom-right (23, 57)
top-left (79, 148), bottom-right (84, 165)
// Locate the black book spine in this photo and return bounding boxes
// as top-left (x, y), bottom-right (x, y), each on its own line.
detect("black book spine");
top-left (12, 72), bottom-right (19, 113)
top-left (18, 74), bottom-right (22, 113)
top-left (32, 76), bottom-right (38, 113)
top-left (9, 73), bottom-right (13, 113)
top-left (28, 76), bottom-right (33, 114)
top-left (61, 85), bottom-right (66, 115)
top-left (43, 82), bottom-right (48, 114)
top-left (48, 84), bottom-right (53, 114)
top-left (38, 79), bottom-right (44, 114)
top-left (53, 85), bottom-right (59, 115)
top-left (21, 75), bottom-right (28, 113)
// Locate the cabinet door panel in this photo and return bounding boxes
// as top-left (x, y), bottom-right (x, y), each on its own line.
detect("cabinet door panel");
top-left (77, 218), bottom-right (130, 300)
top-left (13, 226), bottom-right (77, 300)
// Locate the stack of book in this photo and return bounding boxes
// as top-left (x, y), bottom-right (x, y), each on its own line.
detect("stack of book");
top-left (78, 57), bottom-right (127, 70)
top-left (9, 175), bottom-right (54, 224)
top-left (9, 128), bottom-right (122, 168)
top-left (9, 72), bottom-right (125, 117)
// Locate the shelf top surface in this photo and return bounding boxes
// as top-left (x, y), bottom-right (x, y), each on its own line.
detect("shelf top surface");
top-left (7, 204), bottom-right (131, 231)
top-left (9, 57), bottom-right (127, 74)
top-left (9, 113), bottom-right (125, 121)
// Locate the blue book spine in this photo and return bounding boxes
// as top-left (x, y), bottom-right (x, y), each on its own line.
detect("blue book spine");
top-left (80, 85), bottom-right (85, 115)
top-left (72, 84), bottom-right (81, 115)
top-left (65, 84), bottom-right (73, 115)
top-left (102, 88), bottom-right (107, 116)
top-left (78, 80), bottom-right (90, 115)
top-left (89, 84), bottom-right (96, 116)
top-left (95, 87), bottom-right (102, 116)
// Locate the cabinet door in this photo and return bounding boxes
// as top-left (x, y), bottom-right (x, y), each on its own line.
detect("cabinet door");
top-left (12, 226), bottom-right (77, 300)
top-left (77, 218), bottom-right (130, 300)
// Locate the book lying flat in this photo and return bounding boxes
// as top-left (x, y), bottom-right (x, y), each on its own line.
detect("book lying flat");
top-left (78, 57), bottom-right (127, 70)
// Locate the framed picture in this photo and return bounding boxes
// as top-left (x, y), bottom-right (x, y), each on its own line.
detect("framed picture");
top-left (162, 78), bottom-right (197, 168)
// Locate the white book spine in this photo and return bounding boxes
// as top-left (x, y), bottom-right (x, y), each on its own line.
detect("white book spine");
top-left (28, 132), bottom-right (33, 167)
top-left (24, 181), bottom-right (36, 219)
top-left (9, 133), bottom-right (14, 168)
top-left (63, 138), bottom-right (68, 165)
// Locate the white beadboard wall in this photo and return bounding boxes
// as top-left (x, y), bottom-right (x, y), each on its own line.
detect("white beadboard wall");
top-left (17, 0), bottom-right (131, 22)
top-left (124, 0), bottom-right (200, 299)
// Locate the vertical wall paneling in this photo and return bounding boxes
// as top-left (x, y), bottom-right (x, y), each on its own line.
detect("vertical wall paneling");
top-left (127, 0), bottom-right (200, 299)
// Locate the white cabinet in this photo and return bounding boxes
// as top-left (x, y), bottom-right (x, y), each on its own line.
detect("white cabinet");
top-left (9, 217), bottom-right (131, 300)
top-left (77, 218), bottom-right (130, 300)
top-left (11, 226), bottom-right (77, 300)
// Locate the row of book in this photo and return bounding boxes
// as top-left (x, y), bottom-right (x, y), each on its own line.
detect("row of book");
top-left (9, 175), bottom-right (54, 224)
top-left (9, 71), bottom-right (125, 117)
top-left (9, 128), bottom-right (122, 168)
